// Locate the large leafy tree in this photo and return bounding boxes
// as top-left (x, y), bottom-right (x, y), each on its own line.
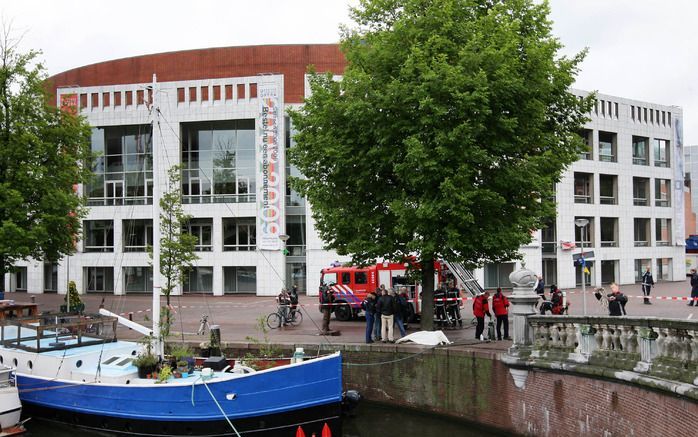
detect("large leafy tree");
top-left (289, 0), bottom-right (593, 329)
top-left (0, 29), bottom-right (92, 292)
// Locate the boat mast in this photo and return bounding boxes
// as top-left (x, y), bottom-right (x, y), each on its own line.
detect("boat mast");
top-left (151, 73), bottom-right (162, 356)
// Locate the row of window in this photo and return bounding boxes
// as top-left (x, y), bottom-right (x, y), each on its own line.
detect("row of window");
top-left (176, 83), bottom-right (257, 103)
top-left (579, 130), bottom-right (671, 167)
top-left (78, 89), bottom-right (153, 111)
top-left (573, 173), bottom-right (672, 207)
top-left (83, 216), bottom-right (306, 255)
top-left (538, 258), bottom-right (674, 289)
top-left (541, 217), bottom-right (673, 251)
top-left (630, 105), bottom-right (672, 127)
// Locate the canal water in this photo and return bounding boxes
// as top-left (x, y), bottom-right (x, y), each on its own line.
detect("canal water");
top-left (23, 401), bottom-right (499, 436)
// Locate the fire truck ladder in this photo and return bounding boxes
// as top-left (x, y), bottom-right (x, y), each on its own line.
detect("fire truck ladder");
top-left (444, 261), bottom-right (484, 297)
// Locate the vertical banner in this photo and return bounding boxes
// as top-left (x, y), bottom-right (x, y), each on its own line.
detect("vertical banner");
top-left (60, 93), bottom-right (78, 115)
top-left (674, 116), bottom-right (685, 245)
top-left (257, 82), bottom-right (282, 250)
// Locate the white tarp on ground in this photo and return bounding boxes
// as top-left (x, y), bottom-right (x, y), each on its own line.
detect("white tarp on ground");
top-left (395, 330), bottom-right (451, 346)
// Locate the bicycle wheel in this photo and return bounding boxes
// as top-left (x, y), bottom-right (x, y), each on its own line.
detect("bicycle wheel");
top-left (289, 310), bottom-right (303, 326)
top-left (266, 312), bottom-right (282, 330)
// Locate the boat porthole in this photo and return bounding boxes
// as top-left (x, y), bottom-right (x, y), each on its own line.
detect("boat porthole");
top-left (12, 358), bottom-right (17, 367)
top-left (76, 360), bottom-right (83, 368)
top-left (125, 380), bottom-right (130, 385)
top-left (131, 350), bottom-right (137, 356)
top-left (27, 360), bottom-right (32, 370)
top-left (0, 355), bottom-right (3, 364)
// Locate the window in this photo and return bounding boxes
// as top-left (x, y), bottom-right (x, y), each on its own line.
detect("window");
top-left (225, 85), bottom-right (233, 100)
top-left (114, 92), bottom-right (121, 107)
top-left (634, 218), bottom-right (650, 247)
top-left (655, 218), bottom-right (672, 246)
top-left (123, 219), bottom-right (152, 252)
top-left (102, 92), bottom-right (110, 107)
top-left (177, 88), bottom-right (185, 103)
top-left (237, 84), bottom-right (245, 99)
top-left (598, 131), bottom-right (617, 162)
top-left (578, 129), bottom-right (592, 160)
top-left (355, 272), bottom-right (368, 284)
top-left (287, 263), bottom-right (306, 293)
top-left (574, 172), bottom-right (593, 204)
top-left (86, 125), bottom-right (152, 206)
top-left (484, 263), bottom-right (515, 288)
top-left (14, 267), bottom-right (27, 292)
top-left (540, 220), bottom-right (556, 254)
top-left (201, 86), bottom-right (209, 101)
top-left (182, 267), bottom-right (213, 293)
top-left (341, 272), bottom-right (350, 284)
top-left (223, 218), bottom-right (256, 251)
top-left (44, 262), bottom-right (58, 293)
top-left (84, 220), bottom-right (114, 252)
top-left (125, 91), bottom-right (133, 106)
top-left (599, 174), bottom-right (617, 205)
top-left (600, 217), bottom-right (618, 247)
top-left (655, 179), bottom-right (671, 207)
top-left (657, 258), bottom-right (672, 281)
top-left (653, 139), bottom-right (670, 167)
top-left (213, 85), bottom-right (221, 101)
top-left (601, 260), bottom-right (618, 284)
top-left (322, 273), bottom-right (337, 286)
top-left (286, 215), bottom-right (306, 256)
top-left (250, 83), bottom-right (257, 98)
top-left (189, 87), bottom-right (197, 102)
top-left (632, 136), bottom-right (649, 165)
top-left (123, 267), bottom-right (152, 293)
top-left (633, 177), bottom-right (650, 206)
top-left (186, 219), bottom-right (213, 251)
top-left (85, 267), bottom-right (114, 293)
top-left (224, 266), bottom-right (257, 293)
top-left (634, 259), bottom-right (651, 282)
top-left (574, 217), bottom-right (594, 247)
top-left (181, 120), bottom-right (255, 204)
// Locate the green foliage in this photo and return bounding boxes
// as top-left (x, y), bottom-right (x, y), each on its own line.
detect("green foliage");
top-left (133, 351), bottom-right (158, 369)
top-left (156, 364), bottom-right (172, 383)
top-left (168, 343), bottom-right (193, 360)
top-left (289, 0), bottom-right (593, 329)
top-left (245, 315), bottom-right (281, 359)
top-left (64, 280), bottom-right (82, 306)
top-left (0, 28), bottom-right (92, 290)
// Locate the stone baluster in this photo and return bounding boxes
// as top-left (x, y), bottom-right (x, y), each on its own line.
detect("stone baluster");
top-left (626, 327), bottom-right (638, 354)
top-left (634, 327), bottom-right (658, 373)
top-left (612, 327), bottom-right (622, 351)
top-left (681, 334), bottom-right (692, 362)
top-left (577, 324), bottom-right (597, 360)
top-left (550, 324), bottom-right (561, 348)
top-left (690, 330), bottom-right (698, 362)
top-left (594, 325), bottom-right (604, 351)
top-left (619, 326), bottom-right (629, 352)
top-left (656, 328), bottom-right (666, 357)
top-left (538, 324), bottom-right (549, 349)
top-left (565, 324), bottom-right (576, 349)
top-left (558, 323), bottom-right (567, 348)
top-left (601, 325), bottom-right (613, 350)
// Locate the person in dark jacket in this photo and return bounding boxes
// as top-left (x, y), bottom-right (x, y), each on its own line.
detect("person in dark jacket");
top-left (689, 269), bottom-right (698, 306)
top-left (433, 283), bottom-right (448, 327)
top-left (641, 266), bottom-right (654, 305)
top-left (375, 288), bottom-right (395, 342)
top-left (391, 288), bottom-right (406, 338)
top-left (535, 275), bottom-right (545, 300)
top-left (472, 291), bottom-right (491, 340)
top-left (595, 283), bottom-right (627, 316)
top-left (361, 292), bottom-right (377, 344)
top-left (446, 282), bottom-right (463, 328)
top-left (319, 284), bottom-right (335, 333)
top-left (373, 287), bottom-right (382, 340)
top-left (491, 288), bottom-right (510, 340)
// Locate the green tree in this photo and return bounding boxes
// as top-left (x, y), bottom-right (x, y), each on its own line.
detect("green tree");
top-left (0, 29), bottom-right (92, 292)
top-left (289, 0), bottom-right (593, 329)
top-left (149, 165), bottom-right (198, 337)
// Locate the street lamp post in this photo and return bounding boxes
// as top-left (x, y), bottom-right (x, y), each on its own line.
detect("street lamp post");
top-left (574, 218), bottom-right (590, 315)
top-left (279, 234), bottom-right (290, 290)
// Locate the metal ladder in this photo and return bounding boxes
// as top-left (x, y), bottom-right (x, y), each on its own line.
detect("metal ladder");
top-left (443, 260), bottom-right (484, 297)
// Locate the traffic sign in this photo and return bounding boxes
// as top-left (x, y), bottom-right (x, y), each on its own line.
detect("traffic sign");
top-left (572, 251), bottom-right (595, 261)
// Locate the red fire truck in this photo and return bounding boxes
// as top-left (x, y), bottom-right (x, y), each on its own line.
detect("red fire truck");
top-left (319, 260), bottom-right (452, 321)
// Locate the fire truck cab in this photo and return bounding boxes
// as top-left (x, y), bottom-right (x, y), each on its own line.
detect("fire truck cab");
top-left (319, 261), bottom-right (426, 322)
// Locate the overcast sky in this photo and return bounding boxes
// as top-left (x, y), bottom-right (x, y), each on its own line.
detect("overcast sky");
top-left (1, 0), bottom-right (696, 145)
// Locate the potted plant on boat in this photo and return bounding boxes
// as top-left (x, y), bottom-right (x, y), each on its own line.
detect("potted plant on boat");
top-left (59, 281), bottom-right (85, 313)
top-left (133, 351), bottom-right (158, 379)
top-left (169, 343), bottom-right (195, 373)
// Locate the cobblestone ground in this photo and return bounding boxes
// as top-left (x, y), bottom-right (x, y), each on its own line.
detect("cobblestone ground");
top-left (4, 277), bottom-right (694, 353)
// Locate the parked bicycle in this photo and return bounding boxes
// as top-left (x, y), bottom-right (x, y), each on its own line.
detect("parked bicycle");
top-left (266, 305), bottom-right (303, 329)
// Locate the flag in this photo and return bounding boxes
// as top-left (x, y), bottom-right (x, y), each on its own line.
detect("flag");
top-left (584, 267), bottom-right (590, 275)
top-left (561, 241), bottom-right (576, 250)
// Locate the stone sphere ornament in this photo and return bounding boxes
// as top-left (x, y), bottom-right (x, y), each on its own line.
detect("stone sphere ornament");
top-left (509, 267), bottom-right (537, 289)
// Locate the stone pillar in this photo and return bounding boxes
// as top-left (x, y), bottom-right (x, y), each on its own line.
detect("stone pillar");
top-left (634, 327), bottom-right (658, 372)
top-left (507, 267), bottom-right (540, 356)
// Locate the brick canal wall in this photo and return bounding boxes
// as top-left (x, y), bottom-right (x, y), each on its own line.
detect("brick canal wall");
top-left (218, 342), bottom-right (697, 436)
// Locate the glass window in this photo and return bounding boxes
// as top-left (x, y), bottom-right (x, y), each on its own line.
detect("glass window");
top-left (224, 266), bottom-right (257, 293)
top-left (653, 139), bottom-right (670, 167)
top-left (484, 263), bottom-right (515, 288)
top-left (287, 262), bottom-right (307, 293)
top-left (599, 174), bottom-right (617, 205)
top-left (634, 259), bottom-right (651, 282)
top-left (574, 173), bottom-right (593, 204)
top-left (182, 267), bottom-right (213, 293)
top-left (575, 260), bottom-right (594, 287)
top-left (44, 262), bottom-right (58, 293)
top-left (123, 267), bottom-right (153, 293)
top-left (355, 271), bottom-right (368, 285)
top-left (574, 217), bottom-right (594, 247)
top-left (322, 273), bottom-right (337, 286)
top-left (84, 220), bottom-right (114, 252)
top-left (600, 217), bottom-right (618, 247)
top-left (634, 218), bottom-right (650, 247)
top-left (341, 272), bottom-right (351, 284)
top-left (601, 260), bottom-right (617, 284)
top-left (186, 219), bottom-right (213, 251)
top-left (632, 136), bottom-right (649, 165)
top-left (655, 179), bottom-right (671, 207)
top-left (633, 178), bottom-right (649, 206)
top-left (123, 219), bottom-right (152, 252)
top-left (286, 215), bottom-right (306, 256)
top-left (657, 258), bottom-right (672, 281)
top-left (14, 267), bottom-right (27, 292)
top-left (85, 267), bottom-right (114, 293)
top-left (223, 218), bottom-right (256, 251)
top-left (655, 218), bottom-right (672, 246)
top-left (598, 131), bottom-right (617, 162)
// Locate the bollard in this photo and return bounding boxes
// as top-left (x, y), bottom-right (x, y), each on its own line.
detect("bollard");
top-left (128, 312), bottom-right (133, 330)
top-left (210, 324), bottom-right (221, 356)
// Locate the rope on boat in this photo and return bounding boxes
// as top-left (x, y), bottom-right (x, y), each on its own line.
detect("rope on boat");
top-left (194, 376), bottom-right (242, 437)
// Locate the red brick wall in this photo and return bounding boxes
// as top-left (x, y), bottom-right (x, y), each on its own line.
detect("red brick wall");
top-left (48, 44), bottom-right (347, 103)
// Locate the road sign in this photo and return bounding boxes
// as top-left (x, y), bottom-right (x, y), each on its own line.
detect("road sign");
top-left (572, 251), bottom-right (595, 261)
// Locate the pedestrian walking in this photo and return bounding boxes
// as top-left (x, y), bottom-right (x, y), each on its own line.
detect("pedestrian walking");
top-left (361, 292), bottom-right (377, 344)
top-left (491, 287), bottom-right (510, 340)
top-left (473, 291), bottom-right (491, 341)
top-left (689, 269), bottom-right (698, 307)
top-left (595, 283), bottom-right (627, 316)
top-left (372, 287), bottom-right (382, 341)
top-left (641, 266), bottom-right (654, 305)
top-left (376, 288), bottom-right (395, 342)
top-left (392, 288), bottom-right (407, 338)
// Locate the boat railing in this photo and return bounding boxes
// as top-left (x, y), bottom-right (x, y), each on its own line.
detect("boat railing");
top-left (0, 313), bottom-right (118, 353)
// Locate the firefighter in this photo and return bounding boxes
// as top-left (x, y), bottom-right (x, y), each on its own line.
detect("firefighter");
top-left (473, 291), bottom-right (491, 340)
top-left (446, 282), bottom-right (462, 328)
top-left (491, 287), bottom-right (510, 340)
top-left (433, 282), bottom-right (448, 327)
top-left (319, 283), bottom-right (335, 333)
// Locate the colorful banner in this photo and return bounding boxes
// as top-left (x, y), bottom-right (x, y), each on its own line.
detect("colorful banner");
top-left (257, 82), bottom-right (282, 250)
top-left (60, 93), bottom-right (78, 115)
top-left (674, 116), bottom-right (685, 245)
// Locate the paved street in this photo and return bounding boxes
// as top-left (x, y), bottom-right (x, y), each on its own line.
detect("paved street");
top-left (3, 276), bottom-right (694, 352)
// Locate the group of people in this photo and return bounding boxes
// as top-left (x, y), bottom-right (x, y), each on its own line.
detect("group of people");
top-left (276, 285), bottom-right (300, 325)
top-left (434, 282), bottom-right (464, 328)
top-left (471, 287), bottom-right (511, 341)
top-left (360, 285), bottom-right (411, 343)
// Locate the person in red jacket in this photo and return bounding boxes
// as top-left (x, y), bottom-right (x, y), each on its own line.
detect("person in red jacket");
top-left (472, 291), bottom-right (491, 340)
top-left (492, 287), bottom-right (511, 340)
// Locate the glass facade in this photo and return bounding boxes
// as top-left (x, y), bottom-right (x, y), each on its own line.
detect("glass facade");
top-left (84, 220), bottom-right (114, 252)
top-left (87, 125), bottom-right (152, 206)
top-left (85, 267), bottom-right (114, 293)
top-left (123, 266), bottom-right (153, 293)
top-left (181, 120), bottom-right (255, 204)
top-left (285, 117), bottom-right (305, 206)
top-left (484, 263), bottom-right (515, 288)
top-left (123, 219), bottom-right (152, 252)
top-left (223, 266), bottom-right (257, 293)
top-left (223, 218), bottom-right (256, 251)
top-left (44, 262), bottom-right (58, 292)
top-left (187, 219), bottom-right (213, 252)
top-left (632, 136), bottom-right (649, 165)
top-left (183, 267), bottom-right (214, 293)
top-left (286, 215), bottom-right (306, 256)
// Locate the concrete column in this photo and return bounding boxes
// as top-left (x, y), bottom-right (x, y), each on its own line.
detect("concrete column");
top-left (507, 266), bottom-right (539, 356)
top-left (634, 326), bottom-right (658, 372)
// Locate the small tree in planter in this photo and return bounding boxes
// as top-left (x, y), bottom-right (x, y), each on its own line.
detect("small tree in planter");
top-left (133, 335), bottom-right (159, 378)
top-left (60, 280), bottom-right (84, 313)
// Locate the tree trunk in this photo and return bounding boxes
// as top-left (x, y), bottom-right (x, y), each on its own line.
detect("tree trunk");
top-left (420, 256), bottom-right (435, 331)
top-left (0, 255), bottom-right (5, 294)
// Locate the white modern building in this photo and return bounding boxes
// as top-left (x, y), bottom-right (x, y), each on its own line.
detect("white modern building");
top-left (3, 45), bottom-right (686, 296)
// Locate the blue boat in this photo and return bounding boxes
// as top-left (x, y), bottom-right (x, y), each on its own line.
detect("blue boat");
top-left (0, 315), bottom-right (343, 436)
